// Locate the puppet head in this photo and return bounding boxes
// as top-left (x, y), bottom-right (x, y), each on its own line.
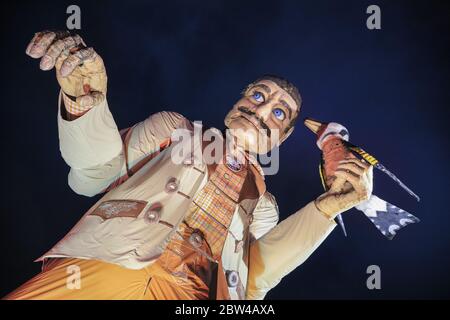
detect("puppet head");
top-left (224, 75), bottom-right (301, 154)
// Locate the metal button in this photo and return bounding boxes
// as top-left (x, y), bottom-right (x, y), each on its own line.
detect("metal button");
top-left (214, 188), bottom-right (221, 195)
top-left (226, 270), bottom-right (239, 288)
top-left (235, 240), bottom-right (244, 253)
top-left (165, 177), bottom-right (179, 193)
top-left (183, 155), bottom-right (194, 166)
top-left (189, 230), bottom-right (203, 248)
top-left (224, 173), bottom-right (230, 179)
top-left (144, 202), bottom-right (162, 224)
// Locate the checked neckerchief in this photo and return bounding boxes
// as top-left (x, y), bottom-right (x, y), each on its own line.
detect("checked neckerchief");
top-left (184, 154), bottom-right (248, 262)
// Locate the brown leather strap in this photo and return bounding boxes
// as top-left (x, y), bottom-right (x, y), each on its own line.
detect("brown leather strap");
top-left (122, 125), bottom-right (136, 177)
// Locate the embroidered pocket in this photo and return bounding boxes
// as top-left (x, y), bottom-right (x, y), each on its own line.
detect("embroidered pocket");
top-left (90, 200), bottom-right (147, 220)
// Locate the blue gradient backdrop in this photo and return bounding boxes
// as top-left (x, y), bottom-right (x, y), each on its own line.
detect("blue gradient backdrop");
top-left (1, 0), bottom-right (449, 299)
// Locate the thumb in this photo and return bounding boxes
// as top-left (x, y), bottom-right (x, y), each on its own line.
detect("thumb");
top-left (76, 91), bottom-right (105, 108)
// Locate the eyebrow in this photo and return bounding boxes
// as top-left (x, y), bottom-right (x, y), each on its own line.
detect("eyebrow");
top-left (250, 84), bottom-right (271, 95)
top-left (280, 99), bottom-right (294, 119)
top-left (246, 84), bottom-right (297, 120)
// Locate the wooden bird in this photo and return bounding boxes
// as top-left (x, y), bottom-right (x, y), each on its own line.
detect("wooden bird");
top-left (304, 118), bottom-right (420, 239)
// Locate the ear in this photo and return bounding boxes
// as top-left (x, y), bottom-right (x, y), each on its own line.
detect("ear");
top-left (279, 126), bottom-right (294, 145)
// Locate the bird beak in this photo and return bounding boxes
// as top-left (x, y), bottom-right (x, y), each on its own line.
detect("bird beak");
top-left (304, 118), bottom-right (325, 134)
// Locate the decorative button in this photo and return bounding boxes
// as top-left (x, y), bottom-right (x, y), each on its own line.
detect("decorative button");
top-left (226, 155), bottom-right (243, 172)
top-left (144, 202), bottom-right (162, 224)
top-left (165, 177), bottom-right (179, 193)
top-left (224, 173), bottom-right (230, 179)
top-left (226, 270), bottom-right (239, 288)
top-left (214, 188), bottom-right (221, 195)
top-left (189, 230), bottom-right (203, 248)
top-left (235, 240), bottom-right (244, 253)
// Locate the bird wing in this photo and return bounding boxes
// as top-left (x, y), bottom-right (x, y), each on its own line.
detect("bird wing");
top-left (319, 160), bottom-right (327, 191)
top-left (344, 141), bottom-right (420, 202)
top-left (344, 141), bottom-right (379, 166)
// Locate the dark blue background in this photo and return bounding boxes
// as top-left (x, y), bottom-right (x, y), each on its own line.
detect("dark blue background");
top-left (1, 0), bottom-right (449, 299)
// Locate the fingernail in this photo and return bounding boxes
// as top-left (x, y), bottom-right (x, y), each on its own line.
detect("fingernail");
top-left (78, 95), bottom-right (93, 108)
top-left (28, 45), bottom-right (45, 59)
top-left (25, 43), bottom-right (34, 55)
top-left (39, 55), bottom-right (53, 70)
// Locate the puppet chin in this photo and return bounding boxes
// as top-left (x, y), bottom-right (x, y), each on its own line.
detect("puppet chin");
top-left (228, 128), bottom-right (272, 155)
top-left (225, 113), bottom-right (275, 154)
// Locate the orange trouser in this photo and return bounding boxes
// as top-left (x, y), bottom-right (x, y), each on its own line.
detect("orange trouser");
top-left (4, 225), bottom-right (216, 300)
top-left (3, 256), bottom-right (210, 300)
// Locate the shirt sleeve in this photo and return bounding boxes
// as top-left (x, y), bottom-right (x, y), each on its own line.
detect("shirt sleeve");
top-left (246, 201), bottom-right (337, 300)
top-left (58, 90), bottom-right (123, 170)
top-left (57, 90), bottom-right (188, 196)
top-left (249, 192), bottom-right (280, 242)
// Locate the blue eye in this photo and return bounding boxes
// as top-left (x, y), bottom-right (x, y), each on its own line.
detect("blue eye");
top-left (273, 108), bottom-right (286, 121)
top-left (252, 91), bottom-right (264, 103)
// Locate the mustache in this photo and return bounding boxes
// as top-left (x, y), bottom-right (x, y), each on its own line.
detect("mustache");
top-left (237, 106), bottom-right (271, 138)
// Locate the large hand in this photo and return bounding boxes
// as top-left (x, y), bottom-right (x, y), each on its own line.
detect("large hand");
top-left (315, 157), bottom-right (373, 219)
top-left (26, 30), bottom-right (107, 107)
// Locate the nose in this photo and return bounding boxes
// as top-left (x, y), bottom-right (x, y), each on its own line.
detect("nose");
top-left (255, 92), bottom-right (281, 121)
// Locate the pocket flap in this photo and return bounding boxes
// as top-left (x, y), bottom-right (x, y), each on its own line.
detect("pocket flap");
top-left (90, 200), bottom-right (147, 220)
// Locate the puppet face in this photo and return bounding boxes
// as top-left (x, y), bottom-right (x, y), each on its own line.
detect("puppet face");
top-left (224, 79), bottom-right (299, 154)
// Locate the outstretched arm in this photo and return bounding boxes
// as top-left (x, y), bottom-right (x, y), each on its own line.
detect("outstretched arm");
top-left (26, 30), bottom-right (188, 196)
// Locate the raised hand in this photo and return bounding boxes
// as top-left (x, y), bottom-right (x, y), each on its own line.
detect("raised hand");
top-left (26, 30), bottom-right (107, 108)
